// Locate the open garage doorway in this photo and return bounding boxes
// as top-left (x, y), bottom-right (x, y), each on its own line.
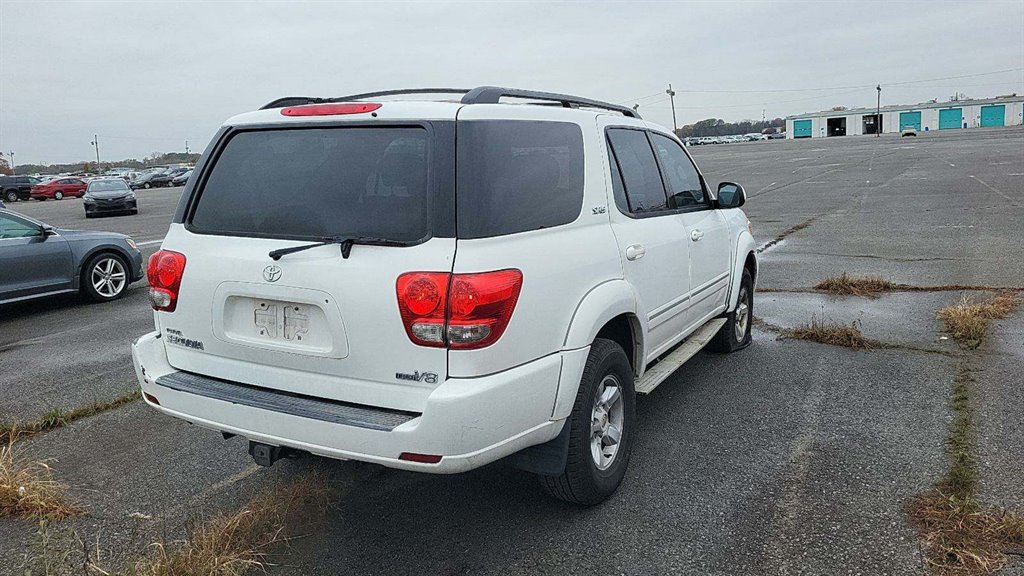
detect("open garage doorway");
top-left (863, 114), bottom-right (882, 134)
top-left (827, 117), bottom-right (847, 136)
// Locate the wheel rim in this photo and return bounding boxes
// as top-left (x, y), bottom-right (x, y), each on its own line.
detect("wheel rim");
top-left (91, 257), bottom-right (126, 298)
top-left (735, 285), bottom-right (750, 341)
top-left (590, 374), bottom-right (625, 470)
top-left (55, 192), bottom-right (63, 200)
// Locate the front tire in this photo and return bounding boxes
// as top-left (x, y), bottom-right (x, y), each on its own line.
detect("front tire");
top-left (143, 182), bottom-right (151, 189)
top-left (3, 189), bottom-right (17, 203)
top-left (710, 268), bottom-right (753, 352)
top-left (81, 253), bottom-right (130, 302)
top-left (539, 338), bottom-right (636, 506)
top-left (54, 191), bottom-right (64, 200)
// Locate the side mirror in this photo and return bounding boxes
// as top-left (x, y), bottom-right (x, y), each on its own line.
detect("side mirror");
top-left (41, 225), bottom-right (56, 237)
top-left (717, 182), bottom-right (746, 209)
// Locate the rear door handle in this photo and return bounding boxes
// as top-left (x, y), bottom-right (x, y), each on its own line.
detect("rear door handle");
top-left (625, 244), bottom-right (646, 261)
top-left (690, 229), bottom-right (704, 242)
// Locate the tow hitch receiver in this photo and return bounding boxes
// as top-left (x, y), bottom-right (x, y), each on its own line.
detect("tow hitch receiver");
top-left (249, 441), bottom-right (287, 467)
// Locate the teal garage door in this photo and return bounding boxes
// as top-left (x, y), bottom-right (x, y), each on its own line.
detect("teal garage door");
top-left (939, 108), bottom-right (962, 129)
top-left (980, 105), bottom-right (1005, 127)
top-left (899, 111), bottom-right (922, 131)
top-left (793, 119), bottom-right (812, 138)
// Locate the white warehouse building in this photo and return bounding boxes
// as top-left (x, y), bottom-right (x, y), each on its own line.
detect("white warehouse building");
top-left (785, 95), bottom-right (1024, 139)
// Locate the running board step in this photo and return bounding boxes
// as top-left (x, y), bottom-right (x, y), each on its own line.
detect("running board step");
top-left (635, 318), bottom-right (726, 394)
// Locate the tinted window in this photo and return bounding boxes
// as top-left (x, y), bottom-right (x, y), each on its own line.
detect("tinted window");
top-left (606, 129), bottom-right (668, 214)
top-left (650, 133), bottom-right (706, 208)
top-left (0, 213), bottom-right (41, 239)
top-left (607, 147), bottom-right (630, 214)
top-left (89, 180), bottom-right (129, 192)
top-left (190, 127), bottom-right (430, 241)
top-left (457, 120), bottom-right (584, 239)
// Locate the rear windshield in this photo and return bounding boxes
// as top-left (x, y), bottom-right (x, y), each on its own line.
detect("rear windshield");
top-left (190, 127), bottom-right (430, 241)
top-left (457, 120), bottom-right (584, 239)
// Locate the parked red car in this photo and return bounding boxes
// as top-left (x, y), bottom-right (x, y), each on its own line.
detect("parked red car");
top-left (31, 178), bottom-right (88, 200)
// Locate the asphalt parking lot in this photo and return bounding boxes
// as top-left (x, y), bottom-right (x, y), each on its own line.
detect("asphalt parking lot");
top-left (1, 128), bottom-right (1022, 575)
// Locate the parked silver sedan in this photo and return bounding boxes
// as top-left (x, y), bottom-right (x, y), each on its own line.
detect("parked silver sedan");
top-left (0, 208), bottom-right (144, 305)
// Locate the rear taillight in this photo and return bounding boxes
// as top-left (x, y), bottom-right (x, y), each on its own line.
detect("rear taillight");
top-left (396, 272), bottom-right (450, 347)
top-left (280, 102), bottom-right (382, 116)
top-left (396, 269), bottom-right (523, 350)
top-left (147, 250), bottom-right (186, 312)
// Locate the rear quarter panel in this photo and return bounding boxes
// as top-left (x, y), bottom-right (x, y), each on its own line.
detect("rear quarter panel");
top-left (448, 107), bottom-right (622, 378)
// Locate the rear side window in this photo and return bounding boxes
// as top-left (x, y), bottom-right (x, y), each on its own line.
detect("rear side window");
top-left (649, 133), bottom-right (706, 208)
top-left (457, 120), bottom-right (584, 239)
top-left (190, 127), bottom-right (430, 241)
top-left (606, 129), bottom-right (668, 214)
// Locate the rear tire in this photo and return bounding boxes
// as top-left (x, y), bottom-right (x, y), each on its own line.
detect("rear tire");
top-left (3, 189), bottom-right (17, 203)
top-left (710, 268), bottom-right (753, 353)
top-left (143, 182), bottom-right (151, 189)
top-left (81, 253), bottom-right (130, 302)
top-left (538, 338), bottom-right (635, 506)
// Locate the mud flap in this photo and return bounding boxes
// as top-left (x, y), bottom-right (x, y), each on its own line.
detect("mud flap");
top-left (511, 420), bottom-right (569, 476)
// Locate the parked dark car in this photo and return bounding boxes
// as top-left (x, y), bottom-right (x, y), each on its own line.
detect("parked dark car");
top-left (31, 177), bottom-right (88, 200)
top-left (0, 208), bottom-right (143, 304)
top-left (170, 169), bottom-right (192, 187)
top-left (131, 171), bottom-right (172, 189)
top-left (84, 179), bottom-right (138, 218)
top-left (1, 175), bottom-right (43, 202)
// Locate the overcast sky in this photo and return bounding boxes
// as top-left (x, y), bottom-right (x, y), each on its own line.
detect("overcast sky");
top-left (1, 0), bottom-right (1022, 165)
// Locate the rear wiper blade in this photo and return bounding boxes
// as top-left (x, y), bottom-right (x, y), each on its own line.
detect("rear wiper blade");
top-left (268, 235), bottom-right (406, 261)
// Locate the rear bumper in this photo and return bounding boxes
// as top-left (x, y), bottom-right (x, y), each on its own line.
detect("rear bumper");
top-left (132, 331), bottom-right (569, 473)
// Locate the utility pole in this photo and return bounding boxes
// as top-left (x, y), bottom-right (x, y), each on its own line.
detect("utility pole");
top-left (7, 151), bottom-right (13, 175)
top-left (185, 140), bottom-right (191, 155)
top-left (875, 85), bottom-right (882, 137)
top-left (90, 135), bottom-right (101, 167)
top-left (666, 83), bottom-right (678, 132)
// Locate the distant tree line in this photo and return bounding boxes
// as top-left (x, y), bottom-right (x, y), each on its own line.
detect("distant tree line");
top-left (0, 153), bottom-right (12, 176)
top-left (14, 151), bottom-right (201, 175)
top-left (674, 117), bottom-right (786, 138)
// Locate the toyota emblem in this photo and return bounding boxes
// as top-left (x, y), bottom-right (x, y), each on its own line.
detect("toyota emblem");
top-left (263, 265), bottom-right (282, 283)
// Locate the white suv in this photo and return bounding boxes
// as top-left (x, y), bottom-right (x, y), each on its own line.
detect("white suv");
top-left (132, 87), bottom-right (757, 505)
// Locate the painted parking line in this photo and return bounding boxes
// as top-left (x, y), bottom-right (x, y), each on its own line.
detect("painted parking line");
top-left (137, 239), bottom-right (165, 247)
top-left (969, 175), bottom-right (1015, 204)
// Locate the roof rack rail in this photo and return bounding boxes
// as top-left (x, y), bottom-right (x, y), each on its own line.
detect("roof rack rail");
top-left (259, 86), bottom-right (641, 118)
top-left (461, 86), bottom-right (640, 118)
top-left (259, 89), bottom-right (470, 110)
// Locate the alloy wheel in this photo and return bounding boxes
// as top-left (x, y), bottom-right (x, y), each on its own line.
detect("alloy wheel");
top-left (91, 257), bottom-right (127, 298)
top-left (735, 285), bottom-right (750, 341)
top-left (590, 374), bottom-right (625, 470)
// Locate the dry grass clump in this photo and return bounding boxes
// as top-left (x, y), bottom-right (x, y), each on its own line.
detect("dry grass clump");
top-left (815, 272), bottom-right (899, 297)
top-left (936, 292), bottom-right (1019, 349)
top-left (0, 390), bottom-right (140, 445)
top-left (906, 492), bottom-right (1024, 574)
top-left (785, 315), bottom-right (874, 349)
top-left (905, 365), bottom-right (1024, 573)
top-left (128, 474), bottom-right (328, 576)
top-left (0, 432), bottom-right (81, 519)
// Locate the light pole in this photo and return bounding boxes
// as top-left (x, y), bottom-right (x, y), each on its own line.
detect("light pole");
top-left (90, 135), bottom-right (100, 168)
top-left (7, 151), bottom-right (13, 175)
top-left (666, 83), bottom-right (678, 132)
top-left (185, 140), bottom-right (191, 155)
top-left (875, 85), bottom-right (881, 137)
top-left (633, 104), bottom-right (640, 114)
